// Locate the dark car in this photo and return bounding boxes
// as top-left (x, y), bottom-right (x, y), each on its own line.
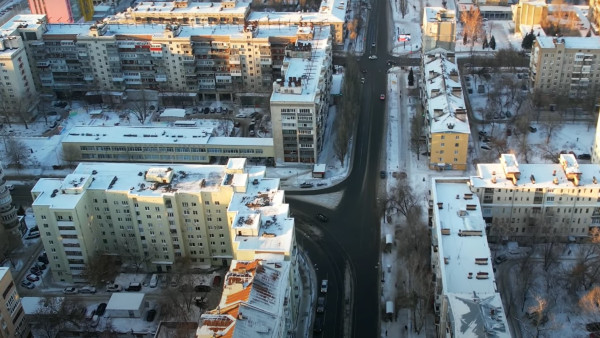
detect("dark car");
top-left (316, 213), bottom-right (328, 222)
top-left (314, 316), bottom-right (324, 333)
top-left (146, 309), bottom-right (157, 322)
top-left (529, 126), bottom-right (537, 133)
top-left (38, 253), bottom-right (49, 264)
top-left (194, 285), bottom-right (211, 293)
top-left (316, 296), bottom-right (325, 313)
top-left (494, 254), bottom-right (508, 265)
top-left (95, 303), bottom-right (107, 316)
top-left (300, 182), bottom-right (314, 189)
top-left (481, 145), bottom-right (491, 150)
top-left (380, 171), bottom-right (387, 179)
top-left (578, 154), bottom-right (592, 160)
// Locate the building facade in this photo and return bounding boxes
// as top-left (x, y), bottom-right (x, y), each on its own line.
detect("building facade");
top-left (471, 153), bottom-right (600, 240)
top-left (31, 158), bottom-right (296, 282)
top-left (529, 36), bottom-right (600, 98)
top-left (0, 268), bottom-right (28, 337)
top-left (0, 165), bottom-right (25, 254)
top-left (422, 8), bottom-right (456, 53)
top-left (421, 52), bottom-right (470, 170)
top-left (270, 26), bottom-right (333, 164)
top-left (0, 19), bottom-right (39, 120)
top-left (430, 177), bottom-right (510, 338)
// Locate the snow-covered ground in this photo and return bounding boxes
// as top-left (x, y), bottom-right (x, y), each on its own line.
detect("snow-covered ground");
top-left (389, 0), bottom-right (422, 56)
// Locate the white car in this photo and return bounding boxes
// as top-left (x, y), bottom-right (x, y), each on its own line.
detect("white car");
top-left (368, 55), bottom-right (378, 60)
top-left (6, 184), bottom-right (14, 191)
top-left (320, 280), bottom-right (328, 293)
top-left (106, 284), bottom-right (122, 292)
top-left (79, 286), bottom-right (96, 294)
top-left (235, 113), bottom-right (248, 118)
top-left (63, 287), bottom-right (78, 294)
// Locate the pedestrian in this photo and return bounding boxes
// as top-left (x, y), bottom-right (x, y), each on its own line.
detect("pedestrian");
top-left (405, 325), bottom-right (408, 330)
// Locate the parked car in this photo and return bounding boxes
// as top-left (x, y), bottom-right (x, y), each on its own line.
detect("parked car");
top-left (578, 154), bottom-right (592, 160)
top-left (146, 309), bottom-right (157, 322)
top-left (5, 184), bottom-right (14, 191)
top-left (125, 282), bottom-right (142, 291)
top-left (106, 284), bottom-right (122, 292)
top-left (38, 254), bottom-right (49, 264)
top-left (380, 171), bottom-right (387, 179)
top-left (90, 314), bottom-right (100, 327)
top-left (529, 126), bottom-right (537, 133)
top-left (26, 274), bottom-right (39, 282)
top-left (481, 145), bottom-right (491, 150)
top-left (494, 254), bottom-right (508, 265)
top-left (35, 262), bottom-right (46, 270)
top-left (314, 316), bottom-right (324, 333)
top-left (300, 182), bottom-right (314, 189)
top-left (194, 296), bottom-right (206, 306)
top-left (21, 280), bottom-right (35, 289)
top-left (63, 287), bottom-right (78, 294)
top-left (149, 274), bottom-right (158, 288)
top-left (368, 55), bottom-right (378, 60)
top-left (79, 286), bottom-right (96, 294)
top-left (235, 113), bottom-right (247, 118)
top-left (95, 303), bottom-right (107, 316)
top-left (25, 231), bottom-right (40, 239)
top-left (316, 213), bottom-right (328, 222)
top-left (194, 285), bottom-right (211, 293)
top-left (320, 280), bottom-right (328, 293)
top-left (316, 296), bottom-right (325, 313)
top-left (478, 130), bottom-right (487, 136)
top-left (30, 268), bottom-right (42, 276)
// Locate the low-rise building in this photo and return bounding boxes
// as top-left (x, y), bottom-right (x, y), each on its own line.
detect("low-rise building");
top-left (430, 177), bottom-right (510, 338)
top-left (422, 8), bottom-right (456, 53)
top-left (421, 51), bottom-right (470, 170)
top-left (106, 293), bottom-right (146, 318)
top-left (31, 158), bottom-right (296, 282)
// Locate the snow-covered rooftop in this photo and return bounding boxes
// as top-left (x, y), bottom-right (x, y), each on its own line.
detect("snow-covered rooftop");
top-left (62, 125), bottom-right (273, 147)
top-left (106, 292), bottom-right (145, 311)
top-left (431, 177), bottom-right (509, 338)
top-left (270, 26), bottom-right (331, 104)
top-left (0, 14), bottom-right (45, 37)
top-left (424, 7), bottom-right (456, 22)
top-left (160, 108), bottom-right (186, 118)
top-left (536, 36), bottom-right (600, 49)
top-left (423, 53), bottom-right (470, 134)
top-left (471, 154), bottom-right (599, 189)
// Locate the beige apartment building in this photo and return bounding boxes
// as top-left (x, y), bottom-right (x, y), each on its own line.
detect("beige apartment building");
top-left (422, 8), bottom-right (456, 53)
top-left (421, 52), bottom-right (470, 170)
top-left (270, 26), bottom-right (332, 164)
top-left (511, 0), bottom-right (548, 34)
top-left (530, 36), bottom-right (600, 98)
top-left (0, 268), bottom-right (28, 337)
top-left (31, 158), bottom-right (296, 282)
top-left (471, 153), bottom-right (600, 240)
top-left (0, 18), bottom-right (39, 120)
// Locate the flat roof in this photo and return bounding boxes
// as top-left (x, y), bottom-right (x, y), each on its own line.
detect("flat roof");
top-left (106, 292), bottom-right (145, 310)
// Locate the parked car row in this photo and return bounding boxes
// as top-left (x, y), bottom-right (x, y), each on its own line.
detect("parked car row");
top-left (193, 106), bottom-right (229, 115)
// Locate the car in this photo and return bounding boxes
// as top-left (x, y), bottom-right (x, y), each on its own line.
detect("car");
top-left (125, 282), bottom-right (142, 291)
top-left (249, 130), bottom-right (255, 136)
top-left (578, 154), bottom-right (592, 160)
top-left (250, 111), bottom-right (260, 118)
top-left (106, 284), bottom-right (122, 292)
top-left (380, 171), bottom-right (387, 179)
top-left (320, 280), bottom-right (328, 293)
top-left (30, 268), bottom-right (42, 276)
top-left (314, 316), bottom-right (324, 333)
top-left (361, 69), bottom-right (367, 74)
top-left (481, 137), bottom-right (491, 143)
top-left (21, 280), bottom-right (35, 289)
top-left (316, 213), bottom-right (328, 222)
top-left (26, 274), bottom-right (39, 282)
top-left (481, 145), bottom-right (491, 150)
top-left (380, 94), bottom-right (386, 100)
top-left (30, 226), bottom-right (39, 232)
top-left (494, 254), bottom-right (508, 265)
top-left (235, 113), bottom-right (247, 118)
top-left (35, 262), bottom-right (46, 270)
top-left (371, 42), bottom-right (376, 47)
top-left (63, 287), bottom-right (78, 294)
top-left (79, 286), bottom-right (96, 294)
top-left (360, 77), bottom-right (365, 84)
top-left (210, 107), bottom-right (216, 114)
top-left (96, 303), bottom-right (107, 316)
top-left (149, 274), bottom-right (158, 288)
top-left (529, 126), bottom-right (537, 133)
top-left (478, 130), bottom-right (487, 136)
top-left (194, 285), bottom-right (211, 292)
top-left (146, 309), bottom-right (157, 322)
top-left (38, 255), bottom-right (49, 265)
top-left (194, 296), bottom-right (207, 306)
top-left (300, 182), bottom-right (314, 189)
top-left (368, 55), bottom-right (378, 60)
top-left (5, 184), bottom-right (14, 191)
top-left (316, 296), bottom-right (325, 313)
top-left (25, 231), bottom-right (40, 239)
top-left (90, 314), bottom-right (100, 327)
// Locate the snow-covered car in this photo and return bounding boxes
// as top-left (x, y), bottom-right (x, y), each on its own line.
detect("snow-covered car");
top-left (368, 55), bottom-right (378, 60)
top-left (26, 274), bottom-right (39, 282)
top-left (79, 286), bottom-right (96, 294)
top-left (235, 113), bottom-right (247, 118)
top-left (63, 287), bottom-right (78, 294)
top-left (106, 284), bottom-right (122, 292)
top-left (21, 280), bottom-right (35, 289)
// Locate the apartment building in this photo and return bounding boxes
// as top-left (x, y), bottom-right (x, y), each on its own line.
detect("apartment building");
top-left (0, 165), bottom-right (26, 253)
top-left (197, 259), bottom-right (298, 337)
top-left (511, 0), bottom-right (548, 34)
top-left (471, 153), bottom-right (600, 240)
top-left (31, 158), bottom-right (296, 283)
top-left (430, 177), bottom-right (509, 338)
top-left (0, 17), bottom-right (39, 120)
top-left (422, 8), bottom-right (456, 53)
top-left (421, 52), bottom-right (470, 170)
top-left (0, 268), bottom-right (28, 337)
top-left (28, 0), bottom-right (93, 23)
top-left (270, 26), bottom-right (332, 164)
top-left (61, 125), bottom-right (275, 164)
top-left (529, 36), bottom-right (600, 98)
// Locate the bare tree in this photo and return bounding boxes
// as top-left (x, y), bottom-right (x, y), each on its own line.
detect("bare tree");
top-left (461, 7), bottom-right (483, 47)
top-left (30, 297), bottom-right (85, 338)
top-left (5, 137), bottom-right (30, 168)
top-left (410, 112), bottom-right (424, 160)
top-left (333, 121), bottom-right (349, 166)
top-left (128, 89), bottom-right (153, 124)
top-left (399, 0), bottom-right (408, 18)
top-left (516, 254), bottom-right (535, 311)
top-left (82, 254), bottom-right (120, 286)
top-left (389, 179), bottom-right (421, 218)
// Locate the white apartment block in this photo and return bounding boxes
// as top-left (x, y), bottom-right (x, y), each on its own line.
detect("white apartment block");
top-left (31, 158), bottom-right (296, 283)
top-left (61, 125), bottom-right (275, 163)
top-left (430, 177), bottom-right (509, 338)
top-left (0, 267), bottom-right (28, 337)
top-left (0, 17), bottom-right (39, 119)
top-left (471, 153), bottom-right (600, 240)
top-left (530, 36), bottom-right (600, 98)
top-left (197, 259), bottom-right (298, 337)
top-left (270, 26), bottom-right (332, 164)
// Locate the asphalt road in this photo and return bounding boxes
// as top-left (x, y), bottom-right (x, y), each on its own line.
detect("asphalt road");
top-left (286, 1), bottom-right (392, 336)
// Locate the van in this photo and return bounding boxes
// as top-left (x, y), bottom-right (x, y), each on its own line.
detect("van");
top-left (149, 274), bottom-right (158, 288)
top-left (126, 282), bottom-right (142, 291)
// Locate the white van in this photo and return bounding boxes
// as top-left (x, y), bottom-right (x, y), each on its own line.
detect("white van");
top-left (149, 274), bottom-right (158, 288)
